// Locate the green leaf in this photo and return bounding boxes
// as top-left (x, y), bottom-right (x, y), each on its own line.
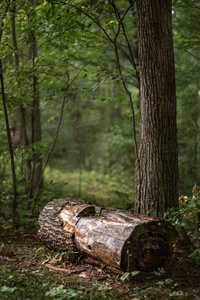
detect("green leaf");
top-left (1, 286), bottom-right (17, 293)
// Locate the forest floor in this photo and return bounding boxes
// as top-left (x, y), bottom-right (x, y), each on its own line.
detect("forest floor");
top-left (0, 170), bottom-right (200, 299)
top-left (0, 222), bottom-right (200, 300)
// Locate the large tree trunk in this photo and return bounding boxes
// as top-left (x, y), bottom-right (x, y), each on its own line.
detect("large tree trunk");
top-left (38, 199), bottom-right (179, 279)
top-left (134, 0), bottom-right (179, 217)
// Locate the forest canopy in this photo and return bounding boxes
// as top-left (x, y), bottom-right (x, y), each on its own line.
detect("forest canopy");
top-left (0, 0), bottom-right (200, 216)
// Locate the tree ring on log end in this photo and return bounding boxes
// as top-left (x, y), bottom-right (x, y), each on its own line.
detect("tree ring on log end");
top-left (133, 232), bottom-right (169, 272)
top-left (120, 220), bottom-right (179, 279)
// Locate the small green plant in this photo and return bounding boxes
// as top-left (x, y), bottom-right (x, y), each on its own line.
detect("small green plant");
top-left (33, 247), bottom-right (47, 259)
top-left (120, 271), bottom-right (140, 281)
top-left (188, 248), bottom-right (200, 265)
top-left (1, 286), bottom-right (17, 293)
top-left (0, 266), bottom-right (60, 299)
top-left (45, 285), bottom-right (80, 299)
top-left (164, 193), bottom-right (200, 268)
top-left (156, 278), bottom-right (188, 298)
top-left (152, 267), bottom-right (165, 277)
top-left (164, 192), bottom-right (200, 245)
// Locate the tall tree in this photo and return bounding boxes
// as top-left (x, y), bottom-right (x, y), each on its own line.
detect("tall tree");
top-left (0, 1), bottom-right (18, 218)
top-left (134, 0), bottom-right (179, 217)
top-left (10, 0), bottom-right (32, 187)
top-left (26, 1), bottom-right (43, 203)
top-left (8, 0), bottom-right (43, 207)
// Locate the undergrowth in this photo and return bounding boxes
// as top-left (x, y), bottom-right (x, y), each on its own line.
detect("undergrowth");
top-left (37, 167), bottom-right (134, 212)
top-left (0, 261), bottom-right (190, 300)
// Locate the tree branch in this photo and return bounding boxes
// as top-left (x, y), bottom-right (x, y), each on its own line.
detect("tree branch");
top-left (54, 0), bottom-right (114, 44)
top-left (110, 0), bottom-right (139, 82)
top-left (109, 0), bottom-right (139, 161)
top-left (0, 0), bottom-right (11, 40)
top-left (184, 49), bottom-right (200, 61)
top-left (52, 0), bottom-right (139, 167)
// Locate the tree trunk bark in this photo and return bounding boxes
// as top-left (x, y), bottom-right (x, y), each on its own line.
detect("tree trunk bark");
top-left (10, 0), bottom-right (32, 184)
top-left (0, 58), bottom-right (18, 219)
top-left (38, 199), bottom-right (179, 279)
top-left (0, 3), bottom-right (18, 219)
top-left (135, 0), bottom-right (179, 217)
top-left (27, 3), bottom-right (43, 205)
top-left (197, 47), bottom-right (200, 184)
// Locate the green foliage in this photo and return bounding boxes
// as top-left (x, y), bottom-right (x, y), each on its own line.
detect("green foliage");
top-left (164, 193), bottom-right (200, 243)
top-left (45, 286), bottom-right (79, 299)
top-left (0, 267), bottom-right (57, 300)
top-left (173, 0), bottom-right (200, 194)
top-left (152, 268), bottom-right (166, 277)
top-left (42, 167), bottom-right (134, 209)
top-left (0, 0), bottom-right (200, 217)
top-left (188, 248), bottom-right (200, 266)
top-left (164, 192), bottom-right (200, 266)
top-left (156, 279), bottom-right (187, 299)
top-left (120, 271), bottom-right (140, 281)
top-left (0, 263), bottom-right (191, 300)
top-left (1, 0), bottom-right (200, 290)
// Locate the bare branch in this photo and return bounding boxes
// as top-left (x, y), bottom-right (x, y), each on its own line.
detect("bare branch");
top-left (121, 0), bottom-right (136, 21)
top-left (109, 0), bottom-right (139, 160)
top-left (184, 49), bottom-right (200, 61)
top-left (0, 0), bottom-right (11, 41)
top-left (54, 0), bottom-right (114, 44)
top-left (110, 0), bottom-right (139, 82)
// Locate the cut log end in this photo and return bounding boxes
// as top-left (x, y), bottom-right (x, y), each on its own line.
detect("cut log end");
top-left (121, 220), bottom-right (179, 279)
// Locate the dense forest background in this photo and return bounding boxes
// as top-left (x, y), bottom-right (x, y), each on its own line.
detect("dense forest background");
top-left (0, 0), bottom-right (200, 215)
top-left (0, 1), bottom-right (200, 299)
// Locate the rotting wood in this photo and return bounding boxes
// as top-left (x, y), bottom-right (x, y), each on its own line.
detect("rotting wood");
top-left (38, 198), bottom-right (179, 279)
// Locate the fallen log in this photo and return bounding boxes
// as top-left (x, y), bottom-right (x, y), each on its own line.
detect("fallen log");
top-left (38, 198), bottom-right (179, 279)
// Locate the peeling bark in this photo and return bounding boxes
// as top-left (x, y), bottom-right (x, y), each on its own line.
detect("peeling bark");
top-left (38, 199), bottom-right (179, 279)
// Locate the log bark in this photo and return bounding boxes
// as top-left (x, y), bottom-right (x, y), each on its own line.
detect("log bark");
top-left (38, 199), bottom-right (179, 279)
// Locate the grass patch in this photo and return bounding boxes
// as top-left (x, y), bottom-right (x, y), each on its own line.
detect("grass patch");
top-left (0, 262), bottom-right (190, 300)
top-left (42, 167), bottom-right (134, 209)
top-left (0, 262), bottom-right (131, 300)
top-left (0, 265), bottom-right (57, 300)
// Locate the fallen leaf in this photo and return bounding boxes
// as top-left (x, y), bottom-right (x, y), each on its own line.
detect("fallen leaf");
top-left (44, 263), bottom-right (84, 275)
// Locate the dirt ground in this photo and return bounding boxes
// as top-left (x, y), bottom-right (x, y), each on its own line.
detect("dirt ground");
top-left (0, 226), bottom-right (200, 299)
